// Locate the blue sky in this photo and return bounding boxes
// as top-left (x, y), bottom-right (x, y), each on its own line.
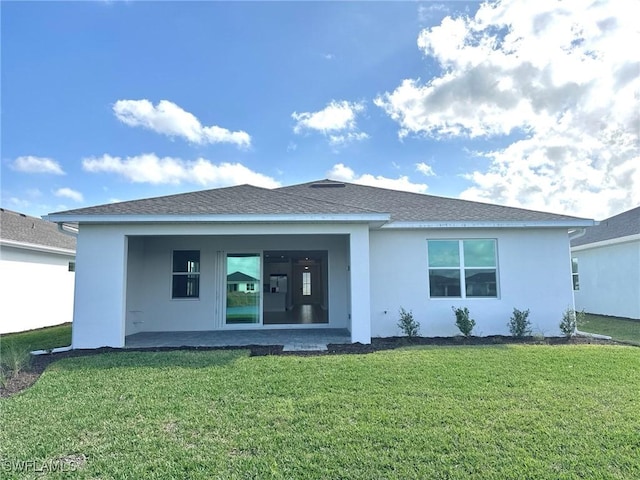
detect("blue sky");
top-left (2, 0), bottom-right (638, 220)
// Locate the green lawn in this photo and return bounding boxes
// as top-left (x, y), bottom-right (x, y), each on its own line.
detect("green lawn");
top-left (1, 345), bottom-right (639, 479)
top-left (581, 314), bottom-right (640, 344)
top-left (0, 323), bottom-right (72, 352)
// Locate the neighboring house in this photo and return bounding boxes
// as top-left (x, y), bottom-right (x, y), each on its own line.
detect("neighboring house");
top-left (0, 208), bottom-right (76, 334)
top-left (227, 271), bottom-right (259, 292)
top-left (570, 206), bottom-right (640, 320)
top-left (45, 180), bottom-right (593, 349)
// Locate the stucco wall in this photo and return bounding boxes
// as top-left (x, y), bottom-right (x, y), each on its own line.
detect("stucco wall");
top-left (71, 223), bottom-right (360, 348)
top-left (71, 222), bottom-right (577, 348)
top-left (0, 246), bottom-right (75, 334)
top-left (572, 239), bottom-right (640, 319)
top-left (124, 234), bottom-right (350, 334)
top-left (369, 228), bottom-right (575, 337)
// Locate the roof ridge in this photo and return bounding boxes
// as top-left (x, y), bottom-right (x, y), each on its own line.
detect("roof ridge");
top-left (272, 184), bottom-right (384, 215)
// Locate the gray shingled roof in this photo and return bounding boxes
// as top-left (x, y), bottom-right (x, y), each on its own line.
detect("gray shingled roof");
top-left (47, 179), bottom-right (590, 224)
top-left (50, 184), bottom-right (377, 216)
top-left (571, 206), bottom-right (640, 247)
top-left (0, 208), bottom-right (76, 251)
top-left (279, 180), bottom-right (587, 222)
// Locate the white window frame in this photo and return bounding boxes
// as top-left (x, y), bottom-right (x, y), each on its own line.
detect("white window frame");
top-left (171, 250), bottom-right (201, 300)
top-left (427, 239), bottom-right (499, 299)
top-left (571, 257), bottom-right (579, 291)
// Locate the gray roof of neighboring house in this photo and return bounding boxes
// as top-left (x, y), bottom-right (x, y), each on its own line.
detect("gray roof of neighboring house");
top-left (227, 271), bottom-right (259, 282)
top-left (0, 208), bottom-right (76, 251)
top-left (571, 206), bottom-right (640, 247)
top-left (47, 179), bottom-right (590, 224)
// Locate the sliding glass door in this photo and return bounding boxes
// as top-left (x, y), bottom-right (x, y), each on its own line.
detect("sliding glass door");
top-left (226, 253), bottom-right (261, 324)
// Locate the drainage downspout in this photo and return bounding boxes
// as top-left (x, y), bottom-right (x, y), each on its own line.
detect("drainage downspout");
top-left (568, 227), bottom-right (587, 242)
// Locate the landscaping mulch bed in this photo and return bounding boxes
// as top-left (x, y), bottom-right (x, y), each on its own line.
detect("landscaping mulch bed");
top-left (0, 335), bottom-right (629, 398)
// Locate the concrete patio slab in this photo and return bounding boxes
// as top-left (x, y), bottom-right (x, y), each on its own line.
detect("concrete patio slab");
top-left (282, 343), bottom-right (329, 352)
top-left (125, 328), bottom-right (351, 348)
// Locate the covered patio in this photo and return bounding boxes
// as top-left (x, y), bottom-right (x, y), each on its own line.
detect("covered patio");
top-left (125, 328), bottom-right (352, 350)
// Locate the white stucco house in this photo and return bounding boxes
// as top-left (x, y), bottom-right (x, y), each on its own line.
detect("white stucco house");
top-left (571, 206), bottom-right (640, 320)
top-left (44, 180), bottom-right (593, 349)
top-left (0, 208), bottom-right (76, 334)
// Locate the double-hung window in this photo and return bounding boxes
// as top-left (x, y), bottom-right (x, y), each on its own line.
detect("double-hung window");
top-left (172, 250), bottom-right (200, 299)
top-left (428, 239), bottom-right (498, 298)
top-left (571, 258), bottom-right (579, 290)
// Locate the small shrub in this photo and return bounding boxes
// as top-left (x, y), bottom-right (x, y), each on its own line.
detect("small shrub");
top-left (560, 307), bottom-right (585, 337)
top-left (508, 308), bottom-right (532, 338)
top-left (397, 308), bottom-right (420, 338)
top-left (0, 342), bottom-right (32, 379)
top-left (452, 306), bottom-right (475, 337)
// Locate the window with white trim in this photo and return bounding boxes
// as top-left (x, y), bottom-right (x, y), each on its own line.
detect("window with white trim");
top-left (172, 250), bottom-right (200, 298)
top-left (428, 239), bottom-right (498, 298)
top-left (571, 258), bottom-right (579, 290)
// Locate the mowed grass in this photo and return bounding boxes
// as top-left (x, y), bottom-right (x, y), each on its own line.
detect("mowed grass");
top-left (581, 314), bottom-right (640, 344)
top-left (1, 346), bottom-right (639, 479)
top-left (0, 323), bottom-right (72, 352)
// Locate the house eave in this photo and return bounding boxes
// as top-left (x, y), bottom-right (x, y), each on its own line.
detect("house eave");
top-left (43, 213), bottom-right (391, 226)
top-left (571, 233), bottom-right (640, 251)
top-left (381, 219), bottom-right (595, 229)
top-left (0, 239), bottom-right (76, 256)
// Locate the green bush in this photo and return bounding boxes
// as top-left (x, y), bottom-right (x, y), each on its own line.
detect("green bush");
top-left (397, 308), bottom-right (420, 338)
top-left (508, 308), bottom-right (532, 337)
top-left (560, 307), bottom-right (585, 337)
top-left (452, 306), bottom-right (475, 337)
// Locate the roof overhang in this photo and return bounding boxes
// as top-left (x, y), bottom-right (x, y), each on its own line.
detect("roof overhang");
top-left (381, 219), bottom-right (596, 229)
top-left (0, 239), bottom-right (76, 256)
top-left (44, 213), bottom-right (391, 228)
top-left (571, 233), bottom-right (640, 251)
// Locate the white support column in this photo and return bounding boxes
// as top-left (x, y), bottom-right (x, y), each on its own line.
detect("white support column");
top-left (72, 226), bottom-right (128, 349)
top-left (349, 226), bottom-right (371, 344)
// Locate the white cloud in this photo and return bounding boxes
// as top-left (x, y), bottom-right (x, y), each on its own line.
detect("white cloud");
top-left (9, 197), bottom-right (30, 208)
top-left (82, 153), bottom-right (281, 189)
top-left (327, 163), bottom-right (428, 194)
top-left (11, 156), bottom-right (65, 175)
top-left (54, 187), bottom-right (84, 203)
top-left (328, 131), bottom-right (370, 147)
top-left (113, 99), bottom-right (251, 148)
top-left (416, 162), bottom-right (436, 176)
top-left (292, 100), bottom-right (368, 147)
top-left (376, 0), bottom-right (639, 217)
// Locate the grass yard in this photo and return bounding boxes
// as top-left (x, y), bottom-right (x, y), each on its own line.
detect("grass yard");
top-left (1, 345), bottom-right (639, 479)
top-left (581, 314), bottom-right (640, 344)
top-left (0, 323), bottom-right (72, 352)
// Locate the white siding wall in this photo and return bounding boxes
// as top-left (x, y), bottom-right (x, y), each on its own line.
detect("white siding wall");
top-left (369, 228), bottom-right (574, 337)
top-left (0, 246), bottom-right (75, 334)
top-left (572, 239), bottom-right (640, 319)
